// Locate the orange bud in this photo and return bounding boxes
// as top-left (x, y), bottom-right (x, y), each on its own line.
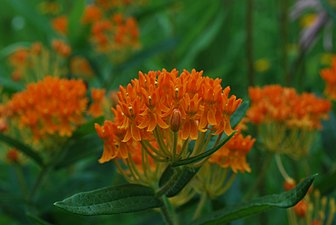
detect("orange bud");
top-left (294, 200), bottom-right (308, 217)
top-left (311, 220), bottom-right (322, 225)
top-left (6, 149), bottom-right (19, 163)
top-left (170, 108), bottom-right (182, 132)
top-left (283, 178), bottom-right (296, 191)
top-left (0, 119), bottom-right (7, 132)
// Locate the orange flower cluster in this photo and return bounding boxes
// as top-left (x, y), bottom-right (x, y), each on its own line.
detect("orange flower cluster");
top-left (8, 41), bottom-right (71, 82)
top-left (321, 58), bottom-right (336, 100)
top-left (208, 132), bottom-right (255, 173)
top-left (52, 16), bottom-right (68, 36)
top-left (8, 77), bottom-right (87, 139)
top-left (70, 56), bottom-right (94, 78)
top-left (95, 69), bottom-right (242, 162)
top-left (90, 13), bottom-right (139, 55)
top-left (248, 85), bottom-right (331, 130)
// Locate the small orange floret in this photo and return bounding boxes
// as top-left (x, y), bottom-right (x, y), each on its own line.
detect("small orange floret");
top-left (294, 200), bottom-right (308, 217)
top-left (88, 88), bottom-right (106, 117)
top-left (82, 5), bottom-right (102, 24)
top-left (209, 132), bottom-right (255, 173)
top-left (6, 149), bottom-right (19, 163)
top-left (321, 58), bottom-right (336, 100)
top-left (52, 39), bottom-right (71, 57)
top-left (52, 16), bottom-right (68, 35)
top-left (7, 76), bottom-right (87, 139)
top-left (283, 178), bottom-right (296, 191)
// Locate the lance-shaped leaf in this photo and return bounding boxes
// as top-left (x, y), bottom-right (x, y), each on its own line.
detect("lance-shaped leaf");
top-left (0, 134), bottom-right (44, 166)
top-left (171, 131), bottom-right (236, 167)
top-left (158, 165), bottom-right (199, 197)
top-left (230, 100), bottom-right (249, 128)
top-left (54, 184), bottom-right (162, 215)
top-left (191, 174), bottom-right (317, 225)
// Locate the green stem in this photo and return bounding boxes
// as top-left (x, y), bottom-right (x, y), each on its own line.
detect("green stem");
top-left (160, 197), bottom-right (178, 225)
top-left (193, 192), bottom-right (208, 220)
top-left (28, 165), bottom-right (50, 202)
top-left (275, 154), bottom-right (291, 180)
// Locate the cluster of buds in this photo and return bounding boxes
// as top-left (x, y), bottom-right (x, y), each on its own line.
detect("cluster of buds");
top-left (51, 1), bottom-right (141, 62)
top-left (8, 41), bottom-right (71, 82)
top-left (321, 57), bottom-right (336, 100)
top-left (247, 85), bottom-right (331, 158)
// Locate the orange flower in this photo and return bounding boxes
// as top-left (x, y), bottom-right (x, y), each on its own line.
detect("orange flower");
top-left (88, 88), bottom-right (106, 117)
top-left (321, 57), bottom-right (336, 100)
top-left (8, 76), bottom-right (87, 139)
top-left (247, 85), bottom-right (330, 129)
top-left (95, 69), bottom-right (242, 163)
top-left (82, 5), bottom-right (102, 24)
top-left (52, 16), bottom-right (68, 35)
top-left (52, 39), bottom-right (71, 57)
top-left (70, 56), bottom-right (94, 78)
top-left (209, 132), bottom-right (255, 173)
top-left (90, 14), bottom-right (140, 58)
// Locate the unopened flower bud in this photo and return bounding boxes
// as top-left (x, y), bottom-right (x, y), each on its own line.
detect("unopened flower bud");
top-left (6, 149), bottom-right (19, 163)
top-left (0, 119), bottom-right (7, 132)
top-left (283, 178), bottom-right (296, 191)
top-left (170, 109), bottom-right (182, 132)
top-left (311, 220), bottom-right (322, 225)
top-left (294, 200), bottom-right (308, 217)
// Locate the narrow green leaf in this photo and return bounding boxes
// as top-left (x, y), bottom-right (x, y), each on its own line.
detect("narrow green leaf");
top-left (158, 166), bottom-right (199, 197)
top-left (230, 100), bottom-right (249, 129)
top-left (171, 131), bottom-right (236, 167)
top-left (0, 134), bottom-right (44, 166)
top-left (54, 184), bottom-right (162, 215)
top-left (68, 0), bottom-right (87, 48)
top-left (192, 174), bottom-right (317, 225)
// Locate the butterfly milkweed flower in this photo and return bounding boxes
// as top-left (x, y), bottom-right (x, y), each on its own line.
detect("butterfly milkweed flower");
top-left (95, 69), bottom-right (243, 190)
top-left (247, 85), bottom-right (331, 158)
top-left (8, 76), bottom-right (88, 140)
top-left (321, 57), bottom-right (336, 100)
top-left (52, 16), bottom-right (68, 36)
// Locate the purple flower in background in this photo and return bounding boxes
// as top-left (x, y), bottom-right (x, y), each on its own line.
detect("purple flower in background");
top-left (290, 0), bottom-right (332, 51)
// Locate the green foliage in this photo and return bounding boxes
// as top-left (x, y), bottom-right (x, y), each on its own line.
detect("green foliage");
top-left (192, 174), bottom-right (317, 225)
top-left (54, 184), bottom-right (162, 215)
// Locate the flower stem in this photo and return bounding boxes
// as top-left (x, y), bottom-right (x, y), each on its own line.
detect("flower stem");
top-left (193, 192), bottom-right (208, 220)
top-left (160, 197), bottom-right (178, 225)
top-left (275, 154), bottom-right (291, 181)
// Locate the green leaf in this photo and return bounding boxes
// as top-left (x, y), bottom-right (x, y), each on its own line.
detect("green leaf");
top-left (68, 0), bottom-right (86, 46)
top-left (0, 134), bottom-right (44, 166)
top-left (191, 174), bottom-right (317, 225)
top-left (158, 165), bottom-right (199, 197)
top-left (54, 184), bottom-right (162, 215)
top-left (171, 131), bottom-right (236, 167)
top-left (230, 100), bottom-right (249, 128)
